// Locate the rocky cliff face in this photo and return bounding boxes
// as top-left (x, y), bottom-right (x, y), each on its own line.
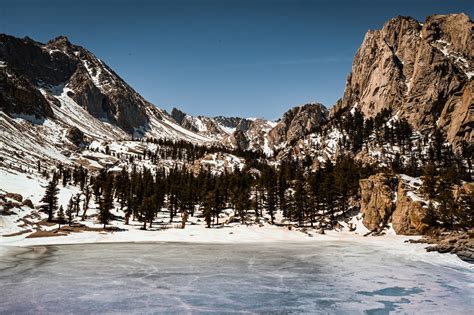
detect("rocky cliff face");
top-left (391, 185), bottom-right (431, 235)
top-left (268, 103), bottom-right (328, 147)
top-left (334, 13), bottom-right (473, 144)
top-left (359, 173), bottom-right (396, 231)
top-left (0, 64), bottom-right (53, 119)
top-left (360, 173), bottom-right (433, 235)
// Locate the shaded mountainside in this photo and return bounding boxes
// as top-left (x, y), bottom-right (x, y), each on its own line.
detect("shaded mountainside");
top-left (0, 34), bottom-right (150, 133)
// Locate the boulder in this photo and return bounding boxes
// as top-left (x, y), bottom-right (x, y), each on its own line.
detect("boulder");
top-left (359, 173), bottom-right (396, 231)
top-left (391, 182), bottom-right (431, 235)
top-left (359, 173), bottom-right (433, 235)
top-left (5, 192), bottom-right (23, 202)
top-left (22, 198), bottom-right (34, 208)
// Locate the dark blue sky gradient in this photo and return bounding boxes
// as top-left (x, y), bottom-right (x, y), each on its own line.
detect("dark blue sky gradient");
top-left (1, 0), bottom-right (472, 119)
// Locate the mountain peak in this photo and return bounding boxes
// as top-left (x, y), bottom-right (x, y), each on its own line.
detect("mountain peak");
top-left (47, 35), bottom-right (71, 47)
top-left (171, 107), bottom-right (187, 124)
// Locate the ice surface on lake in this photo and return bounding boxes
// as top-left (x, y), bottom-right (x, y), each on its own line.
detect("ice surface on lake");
top-left (0, 242), bottom-right (472, 314)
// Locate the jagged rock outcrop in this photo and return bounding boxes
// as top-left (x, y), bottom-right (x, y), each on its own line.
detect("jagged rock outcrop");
top-left (391, 181), bottom-right (432, 234)
top-left (333, 13), bottom-right (473, 144)
top-left (170, 107), bottom-right (276, 152)
top-left (359, 173), bottom-right (433, 235)
top-left (66, 126), bottom-right (85, 146)
top-left (359, 173), bottom-right (396, 230)
top-left (171, 108), bottom-right (187, 126)
top-left (0, 65), bottom-right (53, 119)
top-left (230, 130), bottom-right (249, 150)
top-left (268, 103), bottom-right (328, 147)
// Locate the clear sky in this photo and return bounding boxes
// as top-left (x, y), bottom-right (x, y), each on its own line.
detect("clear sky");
top-left (1, 0), bottom-right (472, 120)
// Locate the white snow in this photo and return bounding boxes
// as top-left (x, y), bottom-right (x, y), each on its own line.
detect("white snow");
top-left (350, 102), bottom-right (359, 114)
top-left (82, 59), bottom-right (102, 88)
top-left (217, 124), bottom-right (236, 135)
top-left (434, 39), bottom-right (473, 79)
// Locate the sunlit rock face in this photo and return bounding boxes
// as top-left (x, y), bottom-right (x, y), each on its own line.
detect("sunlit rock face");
top-left (268, 103), bottom-right (328, 147)
top-left (359, 173), bottom-right (433, 235)
top-left (333, 13), bottom-right (473, 145)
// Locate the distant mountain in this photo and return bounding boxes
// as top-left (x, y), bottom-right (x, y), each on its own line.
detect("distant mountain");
top-left (170, 107), bottom-right (278, 153)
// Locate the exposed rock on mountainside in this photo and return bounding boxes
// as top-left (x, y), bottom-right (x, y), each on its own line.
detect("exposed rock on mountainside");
top-left (334, 13), bottom-right (473, 144)
top-left (0, 65), bottom-right (53, 118)
top-left (268, 103), bottom-right (328, 147)
top-left (171, 107), bottom-right (222, 135)
top-left (213, 116), bottom-right (254, 133)
top-left (391, 179), bottom-right (431, 235)
top-left (360, 173), bottom-right (433, 235)
top-left (359, 173), bottom-right (396, 231)
top-left (170, 107), bottom-right (276, 152)
top-left (231, 130), bottom-right (250, 150)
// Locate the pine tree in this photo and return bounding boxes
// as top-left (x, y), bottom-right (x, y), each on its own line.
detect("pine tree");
top-left (57, 205), bottom-right (65, 230)
top-left (435, 180), bottom-right (457, 228)
top-left (73, 193), bottom-right (81, 216)
top-left (460, 140), bottom-right (473, 181)
top-left (40, 179), bottom-right (59, 222)
top-left (98, 180), bottom-right (114, 229)
top-left (203, 192), bottom-right (213, 228)
top-left (66, 197), bottom-right (74, 226)
top-left (292, 179), bottom-right (306, 227)
top-left (458, 189), bottom-right (474, 229)
top-left (421, 164), bottom-right (438, 202)
top-left (82, 186), bottom-right (92, 220)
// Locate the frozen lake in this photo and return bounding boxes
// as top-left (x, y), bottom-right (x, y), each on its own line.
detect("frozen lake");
top-left (0, 241), bottom-right (472, 314)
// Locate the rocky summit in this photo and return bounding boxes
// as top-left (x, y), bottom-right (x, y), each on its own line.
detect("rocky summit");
top-left (334, 13), bottom-right (473, 145)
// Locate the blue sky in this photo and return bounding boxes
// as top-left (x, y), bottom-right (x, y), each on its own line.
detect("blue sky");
top-left (1, 0), bottom-right (472, 119)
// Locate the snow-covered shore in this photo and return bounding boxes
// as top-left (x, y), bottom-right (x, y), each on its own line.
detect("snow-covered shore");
top-left (2, 226), bottom-right (472, 272)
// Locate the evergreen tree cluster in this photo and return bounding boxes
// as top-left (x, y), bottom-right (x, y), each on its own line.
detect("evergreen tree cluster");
top-left (36, 113), bottom-right (472, 233)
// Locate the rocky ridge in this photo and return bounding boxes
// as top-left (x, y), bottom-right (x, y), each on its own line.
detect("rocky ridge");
top-left (333, 13), bottom-right (473, 145)
top-left (170, 107), bottom-right (278, 153)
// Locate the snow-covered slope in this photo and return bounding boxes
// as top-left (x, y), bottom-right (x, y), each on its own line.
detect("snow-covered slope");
top-left (0, 34), bottom-right (216, 170)
top-left (170, 107), bottom-right (277, 154)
